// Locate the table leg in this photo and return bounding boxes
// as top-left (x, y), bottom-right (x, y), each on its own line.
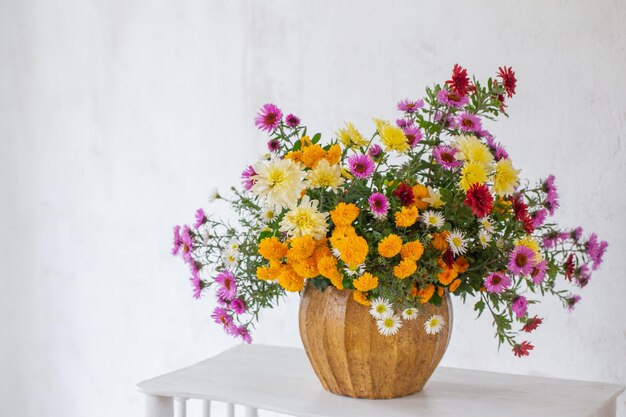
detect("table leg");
top-left (594, 399), bottom-right (617, 417)
top-left (201, 400), bottom-right (211, 417)
top-left (144, 394), bottom-right (173, 417)
top-left (173, 397), bottom-right (187, 417)
top-left (226, 403), bottom-right (235, 417)
top-left (243, 406), bottom-right (259, 417)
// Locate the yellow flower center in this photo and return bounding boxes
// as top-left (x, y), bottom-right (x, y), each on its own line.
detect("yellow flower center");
top-left (267, 168), bottom-right (286, 187)
top-left (384, 318), bottom-right (394, 328)
top-left (294, 211), bottom-right (314, 229)
top-left (376, 305), bottom-right (386, 314)
top-left (452, 237), bottom-right (462, 247)
top-left (429, 319), bottom-right (438, 327)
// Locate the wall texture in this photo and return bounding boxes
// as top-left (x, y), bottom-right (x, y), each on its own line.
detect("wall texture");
top-left (1, 1), bottom-right (625, 416)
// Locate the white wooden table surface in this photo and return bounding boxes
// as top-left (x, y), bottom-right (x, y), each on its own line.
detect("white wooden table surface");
top-left (137, 344), bottom-right (624, 417)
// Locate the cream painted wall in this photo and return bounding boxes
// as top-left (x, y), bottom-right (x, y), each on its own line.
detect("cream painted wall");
top-left (1, 1), bottom-right (625, 416)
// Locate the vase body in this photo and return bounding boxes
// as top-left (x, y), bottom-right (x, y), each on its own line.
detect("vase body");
top-left (299, 284), bottom-right (452, 399)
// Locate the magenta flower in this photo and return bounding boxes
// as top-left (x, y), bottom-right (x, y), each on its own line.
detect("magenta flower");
top-left (194, 208), bottom-right (206, 228)
top-left (586, 233), bottom-right (608, 270)
top-left (254, 103), bottom-right (282, 132)
top-left (575, 264), bottom-right (591, 288)
top-left (181, 226), bottom-right (194, 263)
top-left (189, 271), bottom-right (203, 299)
top-left (348, 154), bottom-right (375, 179)
top-left (434, 111), bottom-right (458, 129)
top-left (241, 165), bottom-right (257, 191)
top-left (565, 294), bottom-right (581, 312)
top-left (396, 118), bottom-right (413, 128)
top-left (571, 227), bottom-right (583, 242)
top-left (433, 145), bottom-right (462, 170)
top-left (542, 231), bottom-right (560, 249)
top-left (436, 90), bottom-right (469, 108)
top-left (285, 113), bottom-right (300, 127)
top-left (215, 270), bottom-right (238, 300)
top-left (397, 98), bottom-right (424, 113)
top-left (402, 125), bottom-right (423, 147)
top-left (231, 298), bottom-right (246, 314)
top-left (457, 112), bottom-right (482, 132)
top-left (368, 144), bottom-right (382, 159)
top-left (233, 325), bottom-right (252, 344)
top-left (267, 139), bottom-right (281, 152)
top-left (368, 192), bottom-right (389, 219)
top-left (542, 175), bottom-right (559, 215)
top-left (531, 209), bottom-right (548, 229)
top-left (530, 260), bottom-right (548, 285)
top-left (508, 245), bottom-right (536, 275)
top-left (511, 296), bottom-right (529, 318)
top-left (211, 307), bottom-right (233, 329)
top-left (171, 225), bottom-right (182, 256)
top-left (484, 272), bottom-right (512, 294)
top-left (484, 135), bottom-right (509, 160)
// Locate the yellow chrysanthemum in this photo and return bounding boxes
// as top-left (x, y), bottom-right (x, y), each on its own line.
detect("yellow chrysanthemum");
top-left (379, 125), bottom-right (410, 153)
top-left (459, 161), bottom-right (489, 191)
top-left (372, 118), bottom-right (390, 134)
top-left (324, 144), bottom-right (342, 165)
top-left (412, 184), bottom-right (430, 210)
top-left (400, 240), bottom-right (425, 261)
top-left (287, 235), bottom-right (317, 262)
top-left (453, 134), bottom-right (494, 166)
top-left (279, 195), bottom-right (329, 240)
top-left (330, 202), bottom-right (360, 226)
top-left (394, 206), bottom-right (419, 227)
top-left (352, 290), bottom-right (370, 306)
top-left (422, 186), bottom-right (445, 209)
top-left (353, 272), bottom-right (379, 292)
top-left (306, 159), bottom-right (345, 191)
top-left (393, 258), bottom-right (417, 279)
top-left (278, 266), bottom-right (305, 292)
top-left (336, 235), bottom-right (369, 269)
top-left (449, 278), bottom-right (461, 293)
top-left (492, 158), bottom-right (520, 197)
top-left (301, 144), bottom-right (327, 169)
top-left (378, 234), bottom-right (403, 258)
top-left (258, 237), bottom-right (288, 261)
top-left (337, 122), bottom-right (368, 147)
top-left (416, 284), bottom-right (435, 303)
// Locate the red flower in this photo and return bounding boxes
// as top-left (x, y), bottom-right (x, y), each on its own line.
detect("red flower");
top-left (464, 184), bottom-right (494, 218)
top-left (522, 316), bottom-right (543, 333)
top-left (512, 341), bottom-right (534, 357)
top-left (393, 182), bottom-right (414, 206)
top-left (498, 66), bottom-right (517, 98)
top-left (446, 64), bottom-right (470, 97)
top-left (442, 249), bottom-right (455, 268)
top-left (512, 195), bottom-right (534, 233)
top-left (564, 254), bottom-right (575, 281)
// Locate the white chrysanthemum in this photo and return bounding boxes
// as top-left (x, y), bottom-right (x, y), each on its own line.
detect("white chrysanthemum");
top-left (369, 298), bottom-right (393, 319)
top-left (279, 195), bottom-right (329, 240)
top-left (480, 217), bottom-right (494, 233)
top-left (223, 249), bottom-right (239, 269)
top-left (208, 188), bottom-right (220, 202)
top-left (402, 308), bottom-right (419, 320)
top-left (421, 210), bottom-right (445, 229)
top-left (261, 209), bottom-right (277, 223)
top-left (422, 186), bottom-right (445, 208)
top-left (478, 229), bottom-right (492, 248)
top-left (226, 239), bottom-right (239, 253)
top-left (446, 229), bottom-right (468, 256)
top-left (306, 159), bottom-right (345, 191)
top-left (377, 314), bottom-right (402, 336)
top-left (343, 263), bottom-right (365, 277)
top-left (251, 158), bottom-right (306, 211)
top-left (424, 314), bottom-right (445, 335)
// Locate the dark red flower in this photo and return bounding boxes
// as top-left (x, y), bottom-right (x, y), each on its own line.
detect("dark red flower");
top-left (393, 182), bottom-right (414, 206)
top-left (564, 254), bottom-right (575, 281)
top-left (442, 249), bottom-right (455, 268)
top-left (498, 66), bottom-right (517, 98)
top-left (513, 341), bottom-right (534, 357)
top-left (512, 195), bottom-right (534, 233)
top-left (446, 64), bottom-right (470, 97)
top-left (464, 184), bottom-right (494, 217)
top-left (522, 316), bottom-right (543, 333)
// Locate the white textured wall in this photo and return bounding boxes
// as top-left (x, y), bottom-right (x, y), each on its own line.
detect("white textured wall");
top-left (1, 1), bottom-right (625, 416)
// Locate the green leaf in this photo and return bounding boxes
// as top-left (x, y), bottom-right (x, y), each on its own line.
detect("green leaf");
top-left (474, 300), bottom-right (485, 317)
top-left (312, 133), bottom-right (322, 144)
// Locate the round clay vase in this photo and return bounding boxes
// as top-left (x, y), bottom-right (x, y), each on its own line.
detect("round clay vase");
top-left (299, 284), bottom-right (453, 399)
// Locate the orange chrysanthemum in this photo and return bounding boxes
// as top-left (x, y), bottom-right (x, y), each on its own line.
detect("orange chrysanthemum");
top-left (353, 272), bottom-right (379, 292)
top-left (449, 278), bottom-right (461, 293)
top-left (394, 206), bottom-right (419, 227)
top-left (258, 237), bottom-right (288, 261)
top-left (437, 286), bottom-right (445, 297)
top-left (437, 267), bottom-right (458, 285)
top-left (329, 226), bottom-right (357, 248)
top-left (324, 144), bottom-right (342, 165)
top-left (412, 184), bottom-right (430, 210)
top-left (317, 255), bottom-right (344, 289)
top-left (454, 256), bottom-right (470, 273)
top-left (284, 150), bottom-right (303, 164)
top-left (278, 266), bottom-right (305, 292)
top-left (417, 284), bottom-right (435, 303)
top-left (378, 234), bottom-right (403, 258)
top-left (301, 144), bottom-right (326, 168)
top-left (400, 240), bottom-right (425, 261)
top-left (330, 203), bottom-right (360, 226)
top-left (336, 235), bottom-right (369, 269)
top-left (256, 261), bottom-right (282, 281)
top-left (393, 258), bottom-right (417, 279)
top-left (431, 231), bottom-right (449, 252)
top-left (353, 290), bottom-right (370, 306)
top-left (287, 235), bottom-right (316, 262)
top-left (292, 257), bottom-right (319, 279)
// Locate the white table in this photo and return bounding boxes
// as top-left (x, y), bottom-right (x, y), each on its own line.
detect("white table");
top-left (137, 344), bottom-right (624, 417)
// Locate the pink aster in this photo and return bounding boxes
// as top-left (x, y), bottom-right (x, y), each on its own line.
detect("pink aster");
top-left (285, 113), bottom-right (300, 127)
top-left (194, 208), bottom-right (206, 228)
top-left (570, 227), bottom-right (583, 242)
top-left (267, 139), bottom-right (281, 152)
top-left (436, 89), bottom-right (470, 108)
top-left (484, 135), bottom-right (509, 160)
top-left (433, 145), bottom-right (462, 170)
top-left (508, 245), bottom-right (536, 276)
top-left (368, 144), bottom-right (382, 159)
top-left (215, 270), bottom-right (238, 300)
top-left (231, 298), bottom-right (246, 314)
top-left (397, 98), bottom-right (424, 113)
top-left (254, 103), bottom-right (282, 133)
top-left (531, 209), bottom-right (548, 228)
top-left (396, 118), bottom-right (413, 128)
top-left (484, 272), bottom-right (512, 294)
top-left (457, 112), bottom-right (482, 132)
top-left (171, 225), bottom-right (182, 256)
top-left (434, 111), bottom-right (458, 129)
top-left (241, 165), bottom-right (257, 191)
top-left (233, 325), bottom-right (252, 344)
top-left (211, 307), bottom-right (233, 329)
top-left (574, 264), bottom-right (591, 288)
top-left (542, 231), bottom-right (560, 249)
top-left (402, 125), bottom-right (423, 147)
top-left (530, 260), bottom-right (548, 285)
top-left (181, 226), bottom-right (194, 263)
top-left (511, 295), bottom-right (529, 318)
top-left (189, 270), bottom-right (203, 299)
top-left (586, 233), bottom-right (608, 270)
top-left (368, 192), bottom-right (389, 219)
top-left (348, 154), bottom-right (375, 179)
top-left (565, 294), bottom-right (581, 312)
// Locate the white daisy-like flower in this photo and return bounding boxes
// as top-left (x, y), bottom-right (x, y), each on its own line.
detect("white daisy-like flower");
top-left (478, 229), bottom-right (492, 248)
top-left (421, 210), bottom-right (445, 229)
top-left (208, 188), bottom-right (220, 202)
top-left (226, 239), bottom-right (240, 253)
top-left (402, 308), bottom-right (419, 320)
top-left (480, 217), bottom-right (494, 233)
top-left (377, 314), bottom-right (402, 336)
top-left (331, 247), bottom-right (342, 259)
top-left (279, 195), bottom-right (329, 240)
top-left (343, 263), bottom-right (365, 277)
top-left (424, 314), bottom-right (445, 335)
top-left (251, 158), bottom-right (306, 211)
top-left (446, 229), bottom-right (468, 256)
top-left (261, 209), bottom-right (277, 223)
top-left (422, 186), bottom-right (445, 209)
top-left (305, 159), bottom-right (345, 192)
top-left (369, 297), bottom-right (393, 319)
top-left (223, 250), bottom-right (239, 269)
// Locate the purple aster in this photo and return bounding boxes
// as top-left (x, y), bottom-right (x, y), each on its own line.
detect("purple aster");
top-left (530, 260), bottom-right (548, 285)
top-left (211, 307), bottom-right (233, 329)
top-left (565, 294), bottom-right (581, 312)
top-left (368, 192), bottom-right (389, 219)
top-left (194, 208), bottom-right (206, 228)
top-left (531, 209), bottom-right (548, 229)
top-left (511, 296), bottom-right (529, 318)
top-left (397, 98), bottom-right (424, 113)
top-left (285, 113), bottom-right (300, 127)
top-left (571, 227), bottom-right (583, 242)
top-left (215, 270), bottom-right (238, 300)
top-left (436, 89), bottom-right (470, 108)
top-left (484, 135), bottom-right (509, 160)
top-left (233, 325), bottom-right (252, 344)
top-left (368, 144), bottom-right (383, 159)
top-left (181, 226), bottom-right (194, 263)
top-left (267, 139), bottom-right (281, 152)
top-left (189, 270), bottom-right (203, 299)
top-left (574, 264), bottom-right (591, 288)
top-left (457, 112), bottom-right (482, 132)
top-left (508, 245), bottom-right (536, 276)
top-left (542, 231), bottom-right (560, 249)
top-left (216, 292), bottom-right (231, 308)
top-left (254, 103), bottom-right (282, 132)
top-left (484, 272), bottom-right (512, 294)
top-left (241, 165), bottom-right (257, 191)
top-left (586, 233), bottom-right (608, 270)
top-left (402, 125), bottom-right (423, 147)
top-left (434, 111), bottom-right (458, 129)
top-left (542, 175), bottom-right (559, 215)
top-left (348, 154), bottom-right (375, 179)
top-left (171, 225), bottom-right (182, 256)
top-left (396, 118), bottom-right (413, 128)
top-left (231, 298), bottom-right (246, 314)
top-left (433, 145), bottom-right (462, 170)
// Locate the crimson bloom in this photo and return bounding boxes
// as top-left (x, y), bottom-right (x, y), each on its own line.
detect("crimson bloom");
top-left (446, 64), bottom-right (470, 97)
top-left (498, 66), bottom-right (517, 98)
top-left (512, 341), bottom-right (534, 357)
top-left (522, 316), bottom-right (543, 333)
top-left (393, 182), bottom-right (414, 206)
top-left (464, 184), bottom-right (494, 217)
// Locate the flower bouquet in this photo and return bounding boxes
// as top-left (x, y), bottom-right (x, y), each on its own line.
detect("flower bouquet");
top-left (172, 64), bottom-right (607, 361)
